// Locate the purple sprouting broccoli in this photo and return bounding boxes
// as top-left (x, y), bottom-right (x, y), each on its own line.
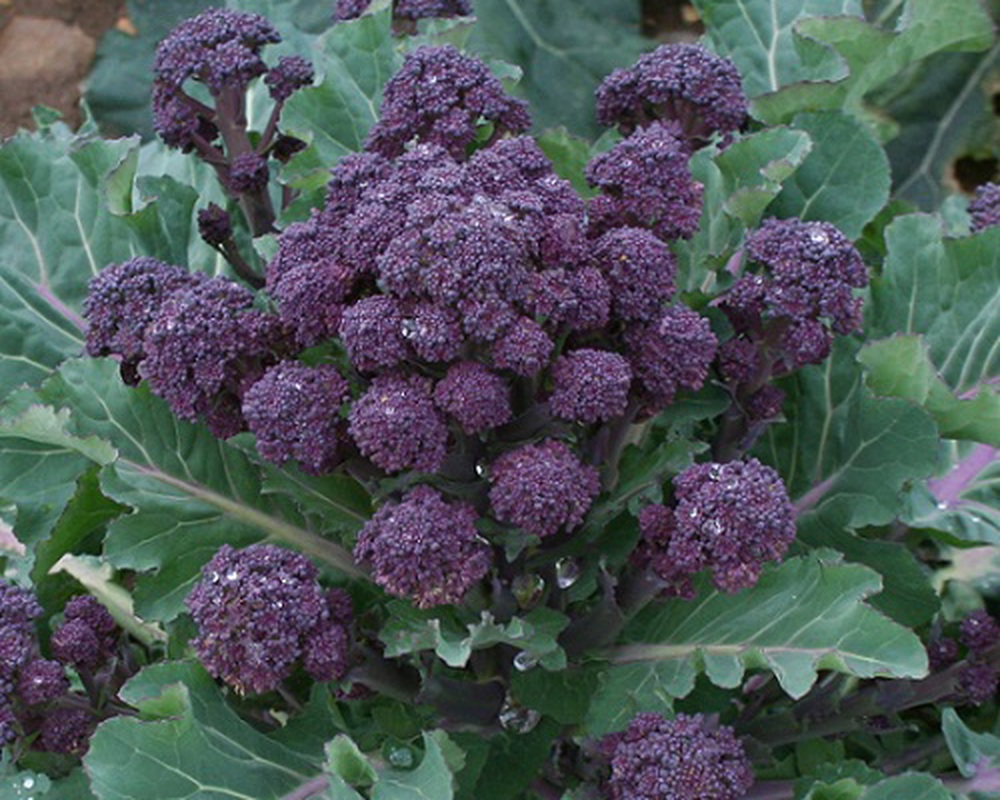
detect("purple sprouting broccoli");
top-left (960, 609), bottom-right (999, 654)
top-left (17, 659), bottom-right (70, 706)
top-left (926, 635), bottom-right (959, 671)
top-left (348, 374), bottom-right (449, 473)
top-left (743, 384), bottom-right (786, 424)
top-left (267, 214), bottom-right (358, 348)
top-left (968, 182), bottom-right (999, 232)
top-left (434, 362), bottom-right (512, 434)
top-left (339, 296), bottom-right (410, 372)
top-left (959, 661), bottom-right (998, 706)
top-left (399, 301), bottom-right (465, 362)
top-left (50, 596), bottom-right (119, 673)
top-left (187, 544), bottom-right (353, 694)
top-left (634, 505), bottom-right (694, 598)
top-left (302, 588), bottom-right (354, 682)
top-left (84, 258), bottom-right (206, 386)
top-left (590, 227), bottom-right (676, 323)
top-left (265, 55), bottom-right (315, 103)
top-left (0, 704), bottom-right (15, 747)
top-left (488, 439), bottom-right (601, 538)
top-left (625, 305), bottom-right (717, 412)
top-left (722, 218), bottom-right (868, 371)
top-left (242, 362), bottom-right (351, 475)
top-left (141, 276), bottom-right (288, 439)
top-left (595, 43), bottom-right (748, 143)
top-left (354, 486), bottom-right (492, 608)
top-left (323, 150), bottom-right (393, 226)
top-left (197, 203), bottom-right (234, 247)
top-left (364, 45), bottom-right (531, 159)
top-left (600, 713), bottom-right (754, 800)
top-left (0, 582), bottom-right (42, 683)
top-left (334, 0), bottom-right (473, 23)
top-left (491, 317), bottom-right (555, 377)
top-left (529, 267), bottom-right (611, 332)
top-left (667, 458), bottom-right (796, 593)
top-left (549, 349), bottom-right (633, 424)
top-left (586, 121), bottom-right (703, 242)
top-left (36, 707), bottom-right (95, 755)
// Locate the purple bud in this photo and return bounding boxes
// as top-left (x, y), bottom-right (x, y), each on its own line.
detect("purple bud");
top-left (434, 361), bottom-right (512, 434)
top-left (550, 349), bottom-right (632, 424)
top-left (590, 227), bottom-right (676, 323)
top-left (968, 182), bottom-right (999, 232)
top-left (265, 55), bottom-right (314, 102)
top-left (197, 203), bottom-right (233, 246)
top-left (960, 610), bottom-right (999, 654)
top-left (339, 296), bottom-right (410, 372)
top-left (491, 317), bottom-right (554, 377)
top-left (227, 152), bottom-right (270, 193)
top-left (37, 706), bottom-right (95, 755)
top-left (17, 659), bottom-right (69, 705)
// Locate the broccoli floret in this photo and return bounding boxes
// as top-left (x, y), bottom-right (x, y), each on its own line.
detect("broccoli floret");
top-left (17, 659), bottom-right (70, 706)
top-left (960, 609), bottom-right (999, 654)
top-left (50, 597), bottom-right (119, 673)
top-left (596, 43), bottom-right (748, 143)
top-left (600, 712), bottom-right (753, 800)
top-left (590, 227), bottom-right (677, 323)
top-left (36, 707), bottom-right (95, 756)
top-left (334, 0), bottom-right (472, 22)
top-left (490, 317), bottom-right (555, 377)
top-left (354, 485), bottom-right (491, 608)
top-left (264, 55), bottom-right (315, 102)
top-left (339, 296), bottom-right (410, 372)
top-left (549, 349), bottom-right (633, 424)
top-left (488, 439), bottom-right (600, 538)
top-left (434, 361), bottom-right (512, 434)
top-left (968, 182), bottom-right (999, 232)
top-left (529, 267), bottom-right (611, 331)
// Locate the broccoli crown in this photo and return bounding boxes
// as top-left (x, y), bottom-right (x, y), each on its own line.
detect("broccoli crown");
top-left (50, 597), bottom-right (119, 673)
top-left (490, 317), bottom-right (555, 377)
top-left (596, 43), bottom-right (748, 142)
top-left (37, 707), bottom-right (95, 756)
top-left (669, 458), bottom-right (796, 593)
top-left (743, 384), bottom-right (786, 424)
top-left (529, 267), bottom-right (611, 332)
top-left (364, 45), bottom-right (531, 159)
top-left (0, 629), bottom-right (33, 684)
top-left (334, 0), bottom-right (473, 21)
top-left (141, 276), bottom-right (288, 439)
top-left (0, 581), bottom-right (42, 634)
top-left (242, 362), bottom-right (350, 475)
top-left (186, 544), bottom-right (352, 693)
top-left (84, 258), bottom-right (205, 385)
top-left (959, 662), bottom-right (998, 706)
top-left (17, 659), bottom-right (70, 706)
top-left (600, 712), bottom-right (753, 800)
top-left (354, 485), bottom-right (492, 608)
top-left (401, 301), bottom-right (465, 363)
top-left (0, 704), bottom-right (15, 746)
top-left (960, 609), bottom-right (999, 654)
top-left (968, 182), bottom-right (999, 232)
top-left (586, 121), bottom-right (703, 242)
top-left (152, 9), bottom-right (283, 147)
top-left (926, 635), bottom-right (959, 671)
top-left (348, 374), bottom-right (449, 473)
top-left (265, 55), bottom-right (315, 102)
top-left (718, 337), bottom-right (760, 384)
top-left (226, 152), bottom-right (270, 193)
top-left (197, 203), bottom-right (233, 246)
top-left (590, 227), bottom-right (677, 323)
top-left (488, 439), bottom-right (600, 538)
top-left (339, 295), bottom-right (410, 372)
top-left (549, 349), bottom-right (633, 424)
top-left (434, 361), bottom-right (512, 434)
top-left (625, 305), bottom-right (717, 412)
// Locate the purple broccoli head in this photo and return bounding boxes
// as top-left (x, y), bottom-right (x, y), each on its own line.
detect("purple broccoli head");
top-left (50, 596), bottom-right (119, 673)
top-left (960, 609), bottom-right (999, 654)
top-left (187, 544), bottom-right (352, 693)
top-left (0, 580), bottom-right (42, 633)
top-left (141, 276), bottom-right (288, 439)
top-left (549, 349), bottom-right (633, 424)
top-left (491, 317), bottom-right (554, 377)
top-left (339, 296), bottom-right (410, 372)
top-left (596, 43), bottom-right (748, 142)
top-left (84, 258), bottom-right (205, 385)
top-left (348, 374), bottom-right (449, 473)
top-left (586, 121), bottom-right (703, 241)
top-left (968, 182), bottom-right (999, 232)
top-left (590, 227), bottom-right (677, 322)
top-left (265, 55), bottom-right (315, 102)
top-left (488, 439), bottom-right (600, 538)
top-left (37, 707), bottom-right (95, 755)
top-left (242, 362), bottom-right (350, 475)
top-left (354, 485), bottom-right (492, 608)
top-left (625, 305), bottom-right (717, 412)
top-left (600, 712), bottom-right (753, 800)
top-left (670, 458), bottom-right (796, 592)
top-left (364, 46), bottom-right (531, 159)
top-left (17, 659), bottom-right (70, 706)
top-left (334, 0), bottom-right (473, 21)
top-left (400, 301), bottom-right (465, 362)
top-left (434, 361), bottom-right (512, 434)
top-left (529, 267), bottom-right (611, 331)
top-left (197, 203), bottom-right (234, 247)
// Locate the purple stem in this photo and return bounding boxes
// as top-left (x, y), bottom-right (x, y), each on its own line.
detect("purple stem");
top-left (793, 474), bottom-right (838, 517)
top-left (927, 444), bottom-right (996, 507)
top-left (745, 781), bottom-right (795, 800)
top-left (280, 776), bottom-right (329, 800)
top-left (35, 283), bottom-right (86, 332)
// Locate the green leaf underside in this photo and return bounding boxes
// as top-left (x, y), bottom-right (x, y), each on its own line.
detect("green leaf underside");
top-left (85, 662), bottom-right (319, 800)
top-left (371, 732), bottom-right (455, 800)
top-left (617, 555), bottom-right (928, 700)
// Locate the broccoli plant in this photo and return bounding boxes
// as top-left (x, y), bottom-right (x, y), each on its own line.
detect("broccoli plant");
top-left (0, 1), bottom-right (996, 798)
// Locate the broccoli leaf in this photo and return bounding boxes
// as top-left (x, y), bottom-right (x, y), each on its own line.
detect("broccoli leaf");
top-left (860, 774), bottom-right (950, 800)
top-left (613, 554), bottom-right (928, 701)
top-left (370, 732), bottom-right (456, 800)
top-left (941, 708), bottom-right (1000, 779)
top-left (85, 662), bottom-right (321, 800)
top-left (582, 662), bottom-right (677, 735)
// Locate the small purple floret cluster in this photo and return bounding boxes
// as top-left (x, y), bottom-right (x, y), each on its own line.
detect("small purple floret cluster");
top-left (334, 0), bottom-right (472, 23)
top-left (186, 544), bottom-right (353, 694)
top-left (639, 458), bottom-right (796, 594)
top-left (600, 712), bottom-right (754, 800)
top-left (968, 182), bottom-right (999, 232)
top-left (0, 582), bottom-right (126, 757)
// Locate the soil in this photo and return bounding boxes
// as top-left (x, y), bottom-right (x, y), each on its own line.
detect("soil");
top-left (0, 0), bottom-right (126, 137)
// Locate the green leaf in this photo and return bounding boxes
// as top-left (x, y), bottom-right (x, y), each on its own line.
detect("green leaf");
top-left (85, 662), bottom-right (320, 800)
top-left (466, 0), bottom-right (648, 138)
top-left (762, 338), bottom-right (940, 529)
top-left (583, 662), bottom-right (677, 735)
top-left (859, 336), bottom-right (999, 445)
top-left (942, 708), bottom-right (1000, 779)
top-left (536, 128), bottom-right (597, 198)
top-left (40, 359), bottom-right (361, 621)
top-left (861, 774), bottom-right (950, 800)
top-left (260, 463), bottom-right (371, 534)
top-left (886, 48), bottom-right (997, 210)
top-left (750, 0), bottom-right (995, 126)
top-left (371, 732), bottom-right (455, 800)
top-left (0, 129), bottom-right (138, 393)
top-left (768, 111), bottom-right (890, 239)
top-left (691, 0), bottom-right (863, 97)
top-left (510, 665), bottom-right (601, 725)
top-left (380, 605), bottom-right (568, 670)
top-left (282, 9), bottom-right (397, 188)
top-left (617, 554), bottom-right (928, 699)
top-left (451, 720), bottom-right (560, 800)
top-left (327, 735), bottom-right (378, 787)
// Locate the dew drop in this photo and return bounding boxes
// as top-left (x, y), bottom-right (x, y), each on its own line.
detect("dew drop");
top-left (708, 464), bottom-right (723, 480)
top-left (226, 570), bottom-right (240, 582)
top-left (475, 461), bottom-right (489, 478)
top-left (513, 651), bottom-right (539, 672)
top-left (936, 501), bottom-right (949, 511)
top-left (400, 319), bottom-right (419, 339)
top-left (22, 778), bottom-right (34, 790)
top-left (387, 746), bottom-right (414, 769)
top-left (555, 558), bottom-right (580, 589)
top-left (499, 701), bottom-right (541, 733)
top-left (688, 507), bottom-right (699, 518)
